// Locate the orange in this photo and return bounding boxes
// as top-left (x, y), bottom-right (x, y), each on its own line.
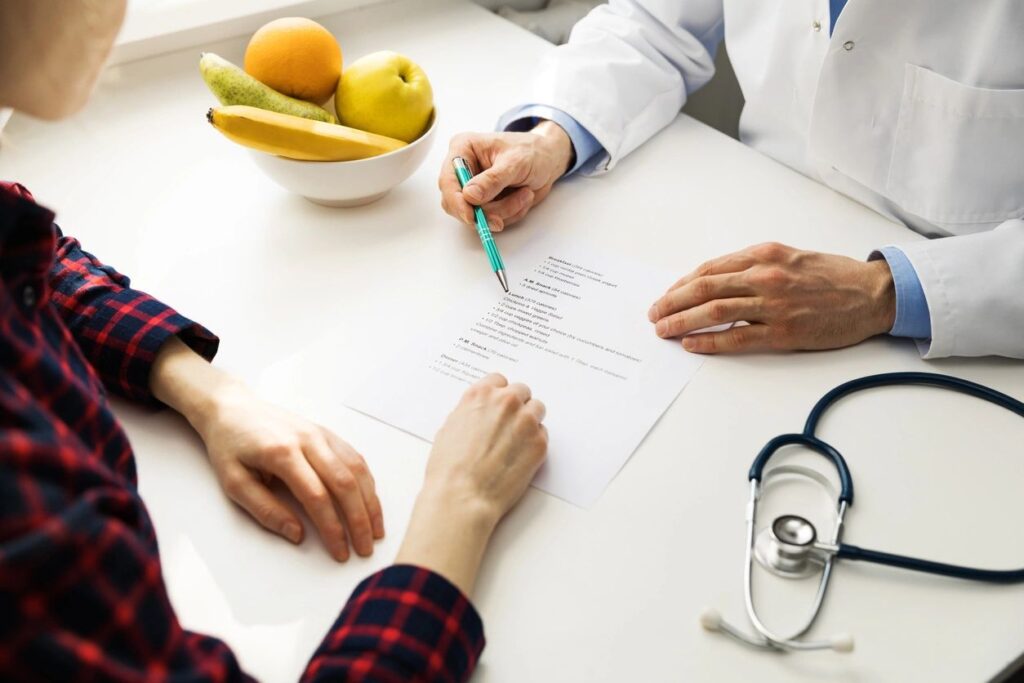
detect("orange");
top-left (244, 18), bottom-right (342, 105)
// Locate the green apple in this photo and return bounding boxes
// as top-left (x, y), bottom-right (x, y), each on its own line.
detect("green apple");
top-left (336, 51), bottom-right (434, 143)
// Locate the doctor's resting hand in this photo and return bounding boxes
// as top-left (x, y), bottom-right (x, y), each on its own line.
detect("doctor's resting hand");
top-left (439, 123), bottom-right (574, 231)
top-left (150, 336), bottom-right (385, 562)
top-left (648, 242), bottom-right (896, 353)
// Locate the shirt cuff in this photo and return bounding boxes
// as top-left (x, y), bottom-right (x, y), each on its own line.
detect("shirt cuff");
top-left (871, 246), bottom-right (932, 339)
top-left (497, 104), bottom-right (605, 176)
top-left (89, 291), bottom-right (219, 406)
top-left (306, 565), bottom-right (485, 683)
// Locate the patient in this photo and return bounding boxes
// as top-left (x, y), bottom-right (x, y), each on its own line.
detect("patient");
top-left (0, 1), bottom-right (547, 680)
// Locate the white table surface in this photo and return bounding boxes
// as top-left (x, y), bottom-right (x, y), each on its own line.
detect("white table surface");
top-left (3, 1), bottom-right (1023, 681)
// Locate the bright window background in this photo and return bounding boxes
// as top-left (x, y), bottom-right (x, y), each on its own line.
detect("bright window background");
top-left (115, 0), bottom-right (393, 64)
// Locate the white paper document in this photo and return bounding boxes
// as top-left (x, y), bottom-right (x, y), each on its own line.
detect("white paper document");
top-left (347, 238), bottom-right (705, 507)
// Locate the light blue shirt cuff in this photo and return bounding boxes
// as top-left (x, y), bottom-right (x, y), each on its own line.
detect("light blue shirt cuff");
top-left (874, 246), bottom-right (932, 339)
top-left (498, 104), bottom-right (604, 176)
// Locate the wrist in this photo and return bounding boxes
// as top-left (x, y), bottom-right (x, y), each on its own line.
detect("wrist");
top-left (530, 119), bottom-right (575, 176)
top-left (867, 259), bottom-right (896, 335)
top-left (150, 335), bottom-right (243, 434)
top-left (395, 484), bottom-right (499, 596)
top-left (416, 482), bottom-right (501, 538)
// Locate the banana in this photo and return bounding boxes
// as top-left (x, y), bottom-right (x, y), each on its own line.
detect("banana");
top-left (207, 105), bottom-right (407, 161)
top-left (199, 53), bottom-right (337, 124)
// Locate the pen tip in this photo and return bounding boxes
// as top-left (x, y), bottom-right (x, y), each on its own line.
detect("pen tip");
top-left (496, 270), bottom-right (509, 293)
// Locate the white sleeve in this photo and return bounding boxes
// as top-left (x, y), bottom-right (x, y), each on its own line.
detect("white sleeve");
top-left (502, 0), bottom-right (724, 176)
top-left (898, 219), bottom-right (1024, 359)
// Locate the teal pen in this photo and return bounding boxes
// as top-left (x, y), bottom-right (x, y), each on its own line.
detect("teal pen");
top-left (453, 156), bottom-right (509, 293)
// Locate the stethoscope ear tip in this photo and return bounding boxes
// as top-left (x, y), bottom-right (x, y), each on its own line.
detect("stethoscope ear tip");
top-left (830, 634), bottom-right (855, 653)
top-left (699, 608), bottom-right (724, 632)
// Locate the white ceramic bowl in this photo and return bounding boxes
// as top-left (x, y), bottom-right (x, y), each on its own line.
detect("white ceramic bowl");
top-left (248, 111), bottom-right (437, 207)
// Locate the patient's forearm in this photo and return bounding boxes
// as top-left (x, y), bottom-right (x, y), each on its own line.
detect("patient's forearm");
top-left (396, 489), bottom-right (498, 596)
top-left (149, 335), bottom-right (240, 431)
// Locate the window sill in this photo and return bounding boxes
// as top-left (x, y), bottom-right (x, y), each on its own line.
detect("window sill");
top-left (113, 0), bottom-right (393, 65)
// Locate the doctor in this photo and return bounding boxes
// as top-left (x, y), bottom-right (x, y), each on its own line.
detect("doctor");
top-left (439, 0), bottom-right (1024, 359)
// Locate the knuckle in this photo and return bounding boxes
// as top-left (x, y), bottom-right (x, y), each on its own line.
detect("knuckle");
top-left (499, 392), bottom-right (521, 412)
top-left (265, 441), bottom-right (299, 465)
top-left (753, 266), bottom-right (788, 288)
top-left (294, 426), bottom-right (317, 444)
top-left (708, 302), bottom-right (729, 323)
top-left (308, 488), bottom-right (332, 508)
top-left (333, 472), bottom-right (358, 493)
top-left (517, 411), bottom-right (540, 432)
top-left (693, 277), bottom-right (714, 300)
top-left (221, 472), bottom-right (247, 498)
top-left (347, 514), bottom-right (372, 536)
top-left (749, 243), bottom-right (769, 259)
top-left (695, 260), bottom-right (714, 277)
top-left (253, 501), bottom-right (281, 525)
top-left (752, 241), bottom-right (786, 261)
top-left (347, 457), bottom-right (369, 478)
top-left (729, 326), bottom-right (749, 348)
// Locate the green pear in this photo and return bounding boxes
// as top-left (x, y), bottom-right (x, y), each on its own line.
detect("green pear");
top-left (199, 53), bottom-right (337, 124)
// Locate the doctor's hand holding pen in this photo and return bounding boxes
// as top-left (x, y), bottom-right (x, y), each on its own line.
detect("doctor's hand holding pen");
top-left (439, 122), bottom-right (574, 232)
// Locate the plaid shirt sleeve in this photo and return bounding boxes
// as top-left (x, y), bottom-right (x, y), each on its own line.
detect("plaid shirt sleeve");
top-left (1, 424), bottom-right (484, 683)
top-left (303, 565), bottom-right (486, 682)
top-left (47, 230), bottom-right (219, 404)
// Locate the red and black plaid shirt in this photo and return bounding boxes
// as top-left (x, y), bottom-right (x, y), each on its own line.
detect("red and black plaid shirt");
top-left (0, 182), bottom-right (484, 682)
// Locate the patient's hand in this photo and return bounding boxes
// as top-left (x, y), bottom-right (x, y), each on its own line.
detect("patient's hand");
top-left (151, 337), bottom-right (384, 561)
top-left (648, 242), bottom-right (896, 353)
top-left (196, 385), bottom-right (384, 561)
top-left (396, 373), bottom-right (548, 595)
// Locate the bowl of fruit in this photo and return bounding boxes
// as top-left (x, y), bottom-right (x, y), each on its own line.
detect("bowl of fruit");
top-left (201, 19), bottom-right (436, 207)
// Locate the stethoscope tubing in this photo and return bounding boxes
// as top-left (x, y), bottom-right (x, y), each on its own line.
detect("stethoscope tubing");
top-left (804, 372), bottom-right (1024, 436)
top-left (837, 544), bottom-right (1024, 584)
top-left (712, 371), bottom-right (1024, 654)
top-left (757, 371), bottom-right (1024, 585)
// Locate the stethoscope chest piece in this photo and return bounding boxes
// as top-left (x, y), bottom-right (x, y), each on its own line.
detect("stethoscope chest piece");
top-left (754, 515), bottom-right (828, 579)
top-left (702, 371), bottom-right (1024, 654)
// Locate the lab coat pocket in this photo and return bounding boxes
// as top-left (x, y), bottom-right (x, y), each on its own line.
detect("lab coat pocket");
top-left (887, 63), bottom-right (1024, 227)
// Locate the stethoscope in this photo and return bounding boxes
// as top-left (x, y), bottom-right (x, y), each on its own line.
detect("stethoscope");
top-left (700, 372), bottom-right (1024, 653)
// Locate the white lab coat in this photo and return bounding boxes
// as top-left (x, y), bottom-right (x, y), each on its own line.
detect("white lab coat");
top-left (517, 0), bottom-right (1024, 358)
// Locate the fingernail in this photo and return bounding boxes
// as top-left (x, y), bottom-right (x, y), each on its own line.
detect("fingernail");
top-left (648, 305), bottom-right (658, 322)
top-left (655, 320), bottom-right (669, 337)
top-left (682, 337), bottom-right (696, 350)
top-left (373, 515), bottom-right (385, 539)
top-left (492, 218), bottom-right (504, 232)
top-left (464, 184), bottom-right (482, 203)
top-left (282, 522), bottom-right (301, 543)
